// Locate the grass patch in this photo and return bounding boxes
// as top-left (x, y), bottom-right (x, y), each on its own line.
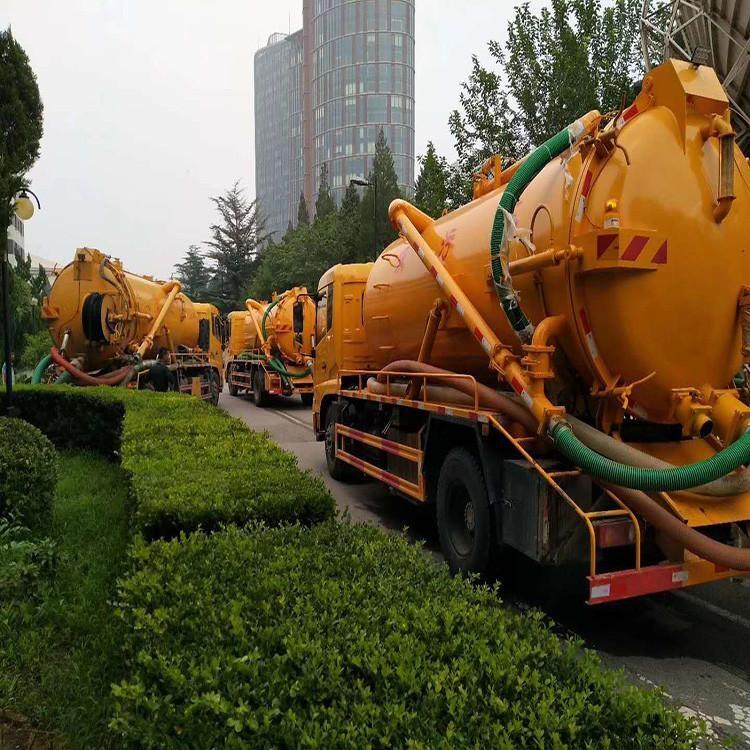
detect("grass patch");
top-left (112, 522), bottom-right (704, 749)
top-left (0, 453), bottom-right (130, 749)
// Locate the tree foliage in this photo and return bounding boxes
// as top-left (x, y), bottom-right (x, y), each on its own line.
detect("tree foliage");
top-left (414, 142), bottom-right (450, 219)
top-left (0, 27), bottom-right (44, 230)
top-left (203, 182), bottom-right (268, 312)
top-left (359, 128), bottom-right (402, 257)
top-left (297, 192), bottom-right (310, 227)
top-left (448, 0), bottom-right (642, 205)
top-left (315, 163), bottom-right (336, 220)
top-left (173, 245), bottom-right (209, 300)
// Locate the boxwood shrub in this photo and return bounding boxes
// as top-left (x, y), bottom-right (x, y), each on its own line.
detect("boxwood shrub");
top-left (0, 417), bottom-right (59, 532)
top-left (12, 386), bottom-right (334, 538)
top-left (111, 522), bottom-right (703, 749)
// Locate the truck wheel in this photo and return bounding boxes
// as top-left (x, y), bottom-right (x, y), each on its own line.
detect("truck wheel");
top-left (253, 369), bottom-right (268, 407)
top-left (227, 365), bottom-right (239, 397)
top-left (300, 392), bottom-right (314, 407)
top-left (208, 370), bottom-right (220, 406)
top-left (325, 406), bottom-right (356, 481)
top-left (436, 448), bottom-right (495, 577)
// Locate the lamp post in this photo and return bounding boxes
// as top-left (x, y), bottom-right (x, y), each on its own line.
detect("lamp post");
top-left (3, 188), bottom-right (40, 414)
top-left (349, 177), bottom-right (377, 257)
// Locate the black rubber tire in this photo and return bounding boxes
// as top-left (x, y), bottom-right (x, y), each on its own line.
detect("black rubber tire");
top-left (300, 392), bottom-right (314, 407)
top-left (325, 405), bottom-right (357, 481)
top-left (253, 369), bottom-right (269, 407)
top-left (208, 370), bottom-right (220, 406)
top-left (436, 447), bottom-right (495, 577)
top-left (227, 365), bottom-right (239, 397)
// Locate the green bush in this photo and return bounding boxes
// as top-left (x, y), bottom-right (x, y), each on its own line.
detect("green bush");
top-left (12, 387), bottom-right (334, 538)
top-left (121, 394), bottom-right (334, 538)
top-left (0, 518), bottom-right (56, 597)
top-left (11, 386), bottom-right (124, 457)
top-left (0, 417), bottom-right (58, 532)
top-left (20, 329), bottom-right (53, 370)
top-left (111, 522), bottom-right (703, 749)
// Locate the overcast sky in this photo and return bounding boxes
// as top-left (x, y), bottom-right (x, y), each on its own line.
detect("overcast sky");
top-left (2, 0), bottom-right (547, 278)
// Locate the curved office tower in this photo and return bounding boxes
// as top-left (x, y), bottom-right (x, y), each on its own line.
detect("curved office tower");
top-left (306, 0), bottom-right (416, 204)
top-left (254, 1), bottom-right (416, 241)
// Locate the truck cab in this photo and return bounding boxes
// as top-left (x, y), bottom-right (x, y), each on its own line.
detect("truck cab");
top-left (312, 263), bottom-right (375, 438)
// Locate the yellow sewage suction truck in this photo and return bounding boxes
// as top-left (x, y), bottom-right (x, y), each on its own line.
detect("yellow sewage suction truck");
top-left (313, 59), bottom-right (750, 604)
top-left (224, 287), bottom-right (316, 406)
top-left (36, 247), bottom-right (223, 403)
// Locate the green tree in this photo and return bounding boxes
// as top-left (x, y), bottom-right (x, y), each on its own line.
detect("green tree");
top-left (315, 163), bottom-right (336, 220)
top-left (0, 28), bottom-right (44, 384)
top-left (359, 128), bottom-right (401, 259)
top-left (448, 0), bottom-right (642, 203)
top-left (338, 182), bottom-right (363, 262)
top-left (499, 0), bottom-right (642, 147)
top-left (204, 182), bottom-right (267, 312)
top-left (414, 142), bottom-right (450, 218)
top-left (297, 192), bottom-right (310, 226)
top-left (173, 245), bottom-right (210, 300)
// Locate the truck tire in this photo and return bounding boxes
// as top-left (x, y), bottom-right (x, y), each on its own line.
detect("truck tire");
top-left (227, 365), bottom-right (239, 397)
top-left (300, 392), bottom-right (314, 407)
top-left (253, 369), bottom-right (269, 407)
top-left (208, 370), bottom-right (220, 406)
top-left (325, 406), bottom-right (357, 481)
top-left (436, 447), bottom-right (495, 577)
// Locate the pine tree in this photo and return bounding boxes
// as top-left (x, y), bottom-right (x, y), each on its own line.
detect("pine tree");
top-left (204, 182), bottom-right (268, 312)
top-left (297, 192), bottom-right (310, 226)
top-left (414, 142), bottom-right (450, 218)
top-left (174, 245), bottom-right (210, 300)
top-left (359, 129), bottom-right (401, 259)
top-left (315, 163), bottom-right (336, 220)
top-left (339, 182), bottom-right (362, 262)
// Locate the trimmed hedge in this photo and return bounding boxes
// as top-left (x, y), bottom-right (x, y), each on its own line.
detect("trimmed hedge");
top-left (12, 387), bottom-right (334, 539)
top-left (0, 417), bottom-right (59, 532)
top-left (11, 388), bottom-right (124, 457)
top-left (111, 522), bottom-right (703, 749)
top-left (120, 394), bottom-right (333, 538)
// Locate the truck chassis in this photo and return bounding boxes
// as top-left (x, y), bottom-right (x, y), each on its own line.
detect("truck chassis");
top-left (226, 350), bottom-right (313, 406)
top-left (320, 369), bottom-right (750, 605)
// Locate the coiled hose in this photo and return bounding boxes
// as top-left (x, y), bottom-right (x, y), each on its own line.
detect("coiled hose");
top-left (490, 120), bottom-right (590, 342)
top-left (550, 419), bottom-right (750, 492)
top-left (50, 347), bottom-right (135, 386)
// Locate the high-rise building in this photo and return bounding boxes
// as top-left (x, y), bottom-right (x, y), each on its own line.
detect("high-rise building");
top-left (254, 0), bottom-right (415, 241)
top-left (6, 213), bottom-right (25, 270)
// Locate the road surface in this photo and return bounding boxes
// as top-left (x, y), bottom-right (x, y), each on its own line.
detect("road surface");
top-left (221, 391), bottom-right (750, 747)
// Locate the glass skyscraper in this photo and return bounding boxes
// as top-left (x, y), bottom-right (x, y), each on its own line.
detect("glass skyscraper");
top-left (254, 0), bottom-right (415, 241)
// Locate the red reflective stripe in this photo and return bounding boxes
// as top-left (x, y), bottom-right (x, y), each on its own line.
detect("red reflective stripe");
top-left (582, 169), bottom-right (593, 197)
top-left (596, 234), bottom-right (617, 258)
top-left (579, 308), bottom-right (592, 335)
top-left (622, 103), bottom-right (639, 122)
top-left (449, 294), bottom-right (458, 307)
top-left (473, 327), bottom-right (484, 343)
top-left (621, 235), bottom-right (649, 261)
top-left (651, 240), bottom-right (668, 264)
top-left (429, 266), bottom-right (438, 277)
top-left (589, 563), bottom-right (683, 604)
top-left (510, 377), bottom-right (524, 394)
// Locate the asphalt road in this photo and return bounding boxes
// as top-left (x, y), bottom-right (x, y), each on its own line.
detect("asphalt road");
top-left (220, 391), bottom-right (750, 747)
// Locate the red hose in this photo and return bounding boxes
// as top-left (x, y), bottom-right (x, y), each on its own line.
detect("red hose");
top-left (606, 484), bottom-right (750, 571)
top-left (50, 347), bottom-right (134, 386)
top-left (377, 360), bottom-right (539, 433)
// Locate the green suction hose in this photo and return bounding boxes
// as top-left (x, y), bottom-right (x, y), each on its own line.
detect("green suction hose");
top-left (259, 296), bottom-right (311, 382)
top-left (261, 296), bottom-right (283, 340)
top-left (550, 420), bottom-right (750, 492)
top-left (31, 353), bottom-right (53, 384)
top-left (490, 123), bottom-right (586, 343)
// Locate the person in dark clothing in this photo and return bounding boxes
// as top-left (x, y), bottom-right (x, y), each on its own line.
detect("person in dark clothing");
top-left (149, 348), bottom-right (174, 392)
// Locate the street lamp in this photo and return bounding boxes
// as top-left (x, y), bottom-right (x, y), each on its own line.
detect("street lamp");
top-left (349, 177), bottom-right (377, 258)
top-left (3, 188), bottom-right (40, 414)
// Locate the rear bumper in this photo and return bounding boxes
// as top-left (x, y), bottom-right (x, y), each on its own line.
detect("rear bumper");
top-left (589, 556), bottom-right (749, 604)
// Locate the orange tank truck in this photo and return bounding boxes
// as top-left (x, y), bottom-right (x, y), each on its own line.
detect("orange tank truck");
top-left (38, 247), bottom-right (223, 403)
top-left (313, 59), bottom-right (750, 604)
top-left (225, 287), bottom-right (316, 406)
